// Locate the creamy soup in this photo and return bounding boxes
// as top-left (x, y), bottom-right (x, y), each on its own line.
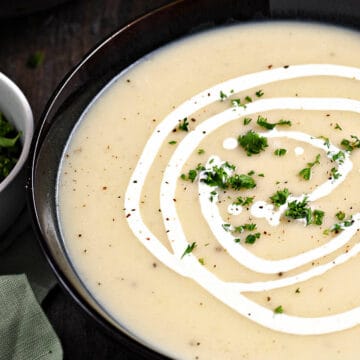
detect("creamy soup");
top-left (58, 22), bottom-right (360, 359)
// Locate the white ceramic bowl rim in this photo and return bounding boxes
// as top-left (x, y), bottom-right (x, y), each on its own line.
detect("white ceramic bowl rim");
top-left (0, 72), bottom-right (34, 192)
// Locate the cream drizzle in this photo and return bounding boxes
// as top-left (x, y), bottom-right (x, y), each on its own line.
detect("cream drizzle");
top-left (223, 137), bottom-right (238, 150)
top-left (295, 146), bottom-right (305, 155)
top-left (124, 64), bottom-right (360, 335)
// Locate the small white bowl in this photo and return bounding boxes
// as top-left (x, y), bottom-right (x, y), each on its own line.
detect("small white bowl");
top-left (0, 72), bottom-right (33, 238)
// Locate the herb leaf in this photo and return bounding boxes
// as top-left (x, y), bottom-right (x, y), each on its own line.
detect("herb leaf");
top-left (336, 211), bottom-right (346, 221)
top-left (341, 135), bottom-right (360, 151)
top-left (0, 113), bottom-right (22, 182)
top-left (181, 242), bottom-right (197, 259)
top-left (285, 198), bottom-right (312, 223)
top-left (285, 197), bottom-right (324, 225)
top-left (238, 130), bottom-right (268, 156)
top-left (245, 233), bottom-right (261, 244)
top-left (233, 223), bottom-right (257, 233)
top-left (220, 90), bottom-right (228, 101)
top-left (299, 167), bottom-right (311, 180)
top-left (243, 117), bottom-right (252, 125)
top-left (178, 117), bottom-right (189, 131)
top-left (270, 188), bottom-right (290, 207)
top-left (274, 148), bottom-right (287, 156)
top-left (332, 151), bottom-right (345, 164)
top-left (256, 115), bottom-right (292, 130)
top-left (202, 163), bottom-right (256, 190)
top-left (312, 209), bottom-right (325, 226)
top-left (233, 196), bottom-right (254, 206)
top-left (228, 174), bottom-right (256, 190)
top-left (299, 154), bottom-right (320, 180)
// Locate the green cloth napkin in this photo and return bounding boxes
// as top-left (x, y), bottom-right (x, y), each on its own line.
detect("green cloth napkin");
top-left (0, 274), bottom-right (62, 360)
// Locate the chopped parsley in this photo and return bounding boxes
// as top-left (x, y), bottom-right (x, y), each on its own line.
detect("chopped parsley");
top-left (328, 216), bottom-right (354, 234)
top-left (245, 96), bottom-right (252, 103)
top-left (318, 136), bottom-right (330, 148)
top-left (256, 115), bottom-right (292, 130)
top-left (312, 209), bottom-right (325, 226)
top-left (330, 167), bottom-right (341, 180)
top-left (168, 140), bottom-right (177, 145)
top-left (270, 188), bottom-right (291, 207)
top-left (285, 198), bottom-right (311, 223)
top-left (228, 174), bottom-right (256, 190)
top-left (299, 154), bottom-right (320, 180)
top-left (255, 89), bottom-right (264, 97)
top-left (341, 135), bottom-right (360, 151)
top-left (335, 211), bottom-right (346, 221)
top-left (232, 196), bottom-right (254, 206)
top-left (188, 169), bottom-right (197, 182)
top-left (285, 197), bottom-right (324, 225)
top-left (332, 151), bottom-right (345, 164)
top-left (231, 99), bottom-right (241, 107)
top-left (299, 167), bottom-right (311, 181)
top-left (181, 165), bottom-right (203, 183)
top-left (222, 223), bottom-right (231, 232)
top-left (220, 90), bottom-right (228, 101)
top-left (178, 117), bottom-right (189, 131)
top-left (201, 165), bottom-right (231, 189)
top-left (233, 223), bottom-right (257, 233)
top-left (209, 190), bottom-right (217, 202)
top-left (201, 162), bottom-right (256, 190)
top-left (334, 123), bottom-right (342, 130)
top-left (274, 148), bottom-right (287, 156)
top-left (331, 223), bottom-right (343, 234)
top-left (238, 130), bottom-right (268, 156)
top-left (274, 305), bottom-right (284, 314)
top-left (245, 233), bottom-right (261, 244)
top-left (243, 117), bottom-right (252, 125)
top-left (181, 242), bottom-right (197, 259)
top-left (0, 112), bottom-right (22, 182)
top-left (197, 148), bottom-right (205, 155)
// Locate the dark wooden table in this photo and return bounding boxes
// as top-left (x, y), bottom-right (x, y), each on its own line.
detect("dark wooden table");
top-left (0, 1), bottom-right (172, 359)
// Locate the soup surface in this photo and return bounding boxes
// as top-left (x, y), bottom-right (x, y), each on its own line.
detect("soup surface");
top-left (58, 22), bottom-right (360, 359)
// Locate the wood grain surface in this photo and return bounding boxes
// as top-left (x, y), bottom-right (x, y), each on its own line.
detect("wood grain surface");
top-left (0, 0), bottom-right (171, 124)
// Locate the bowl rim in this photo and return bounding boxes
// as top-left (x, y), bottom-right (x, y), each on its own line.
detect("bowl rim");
top-left (0, 72), bottom-right (34, 192)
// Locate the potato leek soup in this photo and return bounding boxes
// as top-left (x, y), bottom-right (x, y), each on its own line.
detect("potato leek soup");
top-left (58, 22), bottom-right (360, 359)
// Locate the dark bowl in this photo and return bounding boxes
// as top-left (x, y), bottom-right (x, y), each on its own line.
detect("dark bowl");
top-left (28, 0), bottom-right (360, 358)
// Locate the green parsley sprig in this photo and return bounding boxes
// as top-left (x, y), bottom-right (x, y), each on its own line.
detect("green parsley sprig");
top-left (238, 130), bottom-right (268, 156)
top-left (341, 135), bottom-right (360, 151)
top-left (285, 197), bottom-right (324, 225)
top-left (0, 112), bottom-right (22, 182)
top-left (178, 117), bottom-right (189, 131)
top-left (270, 188), bottom-right (290, 207)
top-left (256, 115), bottom-right (292, 130)
top-left (232, 196), bottom-right (254, 206)
top-left (274, 148), bottom-right (287, 156)
top-left (299, 154), bottom-right (321, 181)
top-left (181, 242), bottom-right (197, 259)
